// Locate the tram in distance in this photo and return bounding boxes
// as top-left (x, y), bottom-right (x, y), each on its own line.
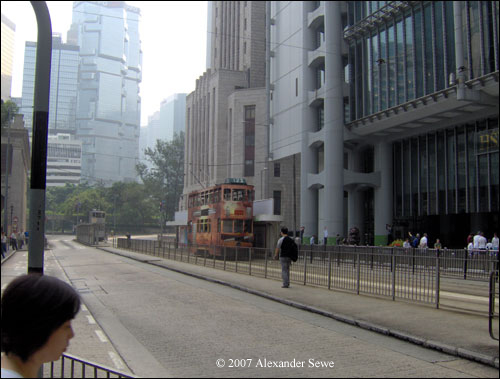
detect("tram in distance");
top-left (187, 178), bottom-right (254, 257)
top-left (89, 210), bottom-right (106, 241)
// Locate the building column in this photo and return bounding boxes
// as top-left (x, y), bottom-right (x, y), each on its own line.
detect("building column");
top-left (323, 1), bottom-right (345, 239)
top-left (300, 2), bottom-right (318, 239)
top-left (374, 141), bottom-right (393, 245)
top-left (347, 149), bottom-right (364, 243)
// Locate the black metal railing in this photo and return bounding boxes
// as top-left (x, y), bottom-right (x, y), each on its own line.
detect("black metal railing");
top-left (47, 353), bottom-right (137, 378)
top-left (115, 238), bottom-right (499, 309)
top-left (489, 271), bottom-right (499, 341)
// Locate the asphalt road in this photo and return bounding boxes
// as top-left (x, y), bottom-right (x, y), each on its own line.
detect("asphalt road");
top-left (3, 235), bottom-right (497, 378)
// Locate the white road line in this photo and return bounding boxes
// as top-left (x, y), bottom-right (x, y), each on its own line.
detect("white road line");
top-left (2, 284), bottom-right (7, 291)
top-left (95, 330), bottom-right (109, 343)
top-left (80, 304), bottom-right (88, 312)
top-left (86, 315), bottom-right (96, 324)
top-left (108, 351), bottom-right (125, 370)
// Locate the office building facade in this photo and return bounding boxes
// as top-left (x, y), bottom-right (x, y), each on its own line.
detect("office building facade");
top-left (183, 1), bottom-right (269, 198)
top-left (20, 35), bottom-right (79, 136)
top-left (46, 134), bottom-right (82, 187)
top-left (270, 1), bottom-right (498, 247)
top-left (159, 93), bottom-right (187, 142)
top-left (69, 1), bottom-right (142, 186)
top-left (1, 13), bottom-right (15, 101)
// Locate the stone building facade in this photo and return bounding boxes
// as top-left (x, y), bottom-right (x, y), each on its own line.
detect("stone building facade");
top-left (1, 114), bottom-right (30, 235)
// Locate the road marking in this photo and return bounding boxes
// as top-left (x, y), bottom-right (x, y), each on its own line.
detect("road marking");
top-left (81, 304), bottom-right (88, 312)
top-left (108, 351), bottom-right (125, 370)
top-left (1, 284), bottom-right (7, 291)
top-left (95, 330), bottom-right (109, 343)
top-left (86, 315), bottom-right (96, 324)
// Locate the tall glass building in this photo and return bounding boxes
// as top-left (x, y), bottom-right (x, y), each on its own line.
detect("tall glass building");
top-left (69, 1), bottom-right (142, 185)
top-left (270, 1), bottom-right (498, 248)
top-left (20, 35), bottom-right (79, 136)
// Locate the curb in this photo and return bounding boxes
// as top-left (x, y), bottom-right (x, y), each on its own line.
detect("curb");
top-left (97, 246), bottom-right (499, 369)
top-left (1, 250), bottom-right (18, 265)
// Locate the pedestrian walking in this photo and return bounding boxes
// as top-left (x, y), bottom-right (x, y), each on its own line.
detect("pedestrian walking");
top-left (274, 227), bottom-right (295, 288)
top-left (300, 226), bottom-right (305, 245)
top-left (1, 274), bottom-right (81, 378)
top-left (1, 231), bottom-right (7, 258)
top-left (323, 227), bottom-right (328, 245)
top-left (16, 231), bottom-right (24, 250)
top-left (10, 232), bottom-right (17, 251)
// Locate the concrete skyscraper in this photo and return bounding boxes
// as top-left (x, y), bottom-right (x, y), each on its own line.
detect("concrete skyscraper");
top-left (69, 1), bottom-right (142, 186)
top-left (270, 1), bottom-right (499, 247)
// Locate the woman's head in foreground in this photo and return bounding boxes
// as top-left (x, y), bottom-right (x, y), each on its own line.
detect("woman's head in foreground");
top-left (1, 274), bottom-right (81, 363)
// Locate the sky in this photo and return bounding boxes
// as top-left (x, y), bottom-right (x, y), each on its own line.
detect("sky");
top-left (1, 1), bottom-right (208, 126)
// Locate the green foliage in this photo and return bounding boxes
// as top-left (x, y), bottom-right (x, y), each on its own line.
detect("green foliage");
top-left (45, 182), bottom-right (158, 231)
top-left (136, 132), bottom-right (185, 222)
top-left (1, 99), bottom-right (19, 128)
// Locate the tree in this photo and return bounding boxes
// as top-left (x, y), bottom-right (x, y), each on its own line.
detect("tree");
top-left (105, 182), bottom-right (157, 231)
top-left (136, 132), bottom-right (185, 222)
top-left (1, 99), bottom-right (19, 129)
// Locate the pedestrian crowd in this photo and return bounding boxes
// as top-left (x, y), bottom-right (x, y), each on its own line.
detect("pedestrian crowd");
top-left (1, 230), bottom-right (28, 259)
top-left (402, 230), bottom-right (499, 254)
top-left (466, 231), bottom-right (499, 256)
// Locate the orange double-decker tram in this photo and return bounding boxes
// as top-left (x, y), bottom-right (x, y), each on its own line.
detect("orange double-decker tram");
top-left (187, 178), bottom-right (254, 256)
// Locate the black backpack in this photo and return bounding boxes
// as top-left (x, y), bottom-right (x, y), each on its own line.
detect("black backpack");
top-left (282, 236), bottom-right (298, 262)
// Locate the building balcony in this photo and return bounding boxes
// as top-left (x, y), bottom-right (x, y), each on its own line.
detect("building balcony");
top-left (307, 129), bottom-right (325, 149)
top-left (307, 172), bottom-right (325, 190)
top-left (307, 3), bottom-right (324, 30)
top-left (308, 86), bottom-right (325, 107)
top-left (308, 41), bottom-right (325, 68)
top-left (343, 169), bottom-right (381, 189)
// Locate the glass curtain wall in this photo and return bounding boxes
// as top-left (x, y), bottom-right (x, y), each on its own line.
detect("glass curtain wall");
top-left (393, 117), bottom-right (499, 218)
top-left (345, 1), bottom-right (498, 121)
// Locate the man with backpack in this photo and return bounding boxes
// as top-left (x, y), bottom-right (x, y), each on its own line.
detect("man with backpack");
top-left (274, 227), bottom-right (298, 288)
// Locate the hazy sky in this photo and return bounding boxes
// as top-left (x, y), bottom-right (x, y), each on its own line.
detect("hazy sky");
top-left (1, 1), bottom-right (208, 126)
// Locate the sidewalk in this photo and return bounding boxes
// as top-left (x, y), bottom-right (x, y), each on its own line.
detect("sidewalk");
top-left (98, 245), bottom-right (499, 369)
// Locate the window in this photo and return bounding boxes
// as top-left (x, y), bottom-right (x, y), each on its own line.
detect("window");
top-left (274, 163), bottom-right (280, 177)
top-left (234, 220), bottom-right (243, 233)
top-left (244, 105), bottom-right (255, 177)
top-left (223, 220), bottom-right (233, 233)
top-left (273, 191), bottom-right (281, 215)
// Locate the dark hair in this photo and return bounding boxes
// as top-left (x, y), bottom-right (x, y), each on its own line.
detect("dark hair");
top-left (1, 274), bottom-right (81, 362)
top-left (281, 227), bottom-right (288, 235)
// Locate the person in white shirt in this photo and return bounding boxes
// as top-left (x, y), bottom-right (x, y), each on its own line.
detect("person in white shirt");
top-left (478, 232), bottom-right (487, 250)
top-left (323, 227), bottom-right (328, 245)
top-left (491, 233), bottom-right (499, 251)
top-left (403, 238), bottom-right (411, 249)
top-left (419, 233), bottom-right (428, 248)
top-left (467, 241), bottom-right (474, 257)
top-left (473, 231), bottom-right (481, 249)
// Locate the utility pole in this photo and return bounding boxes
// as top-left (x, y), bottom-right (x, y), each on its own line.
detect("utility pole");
top-left (28, 1), bottom-right (52, 275)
